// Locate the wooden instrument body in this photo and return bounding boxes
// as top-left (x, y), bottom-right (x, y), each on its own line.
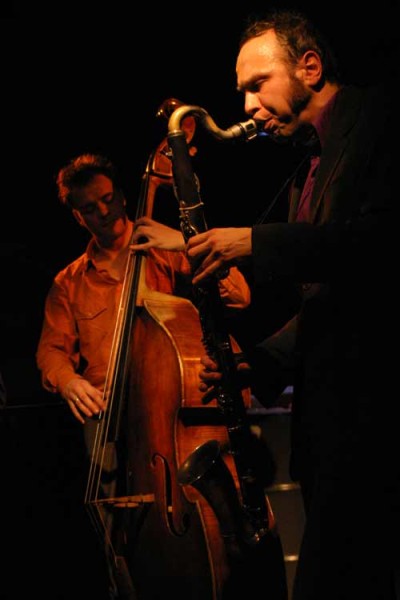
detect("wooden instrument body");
top-left (85, 103), bottom-right (253, 599)
top-left (125, 288), bottom-right (238, 598)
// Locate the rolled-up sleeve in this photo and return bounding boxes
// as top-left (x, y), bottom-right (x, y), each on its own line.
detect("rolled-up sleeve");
top-left (36, 279), bottom-right (83, 393)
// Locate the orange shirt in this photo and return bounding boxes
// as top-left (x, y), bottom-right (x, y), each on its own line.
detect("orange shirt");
top-left (36, 237), bottom-right (250, 394)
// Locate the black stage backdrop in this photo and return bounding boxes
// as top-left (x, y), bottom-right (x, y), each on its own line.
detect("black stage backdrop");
top-left (0, 4), bottom-right (397, 599)
top-left (2, 2), bottom-right (397, 402)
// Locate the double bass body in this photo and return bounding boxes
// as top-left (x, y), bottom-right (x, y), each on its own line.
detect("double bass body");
top-left (86, 99), bottom-right (287, 600)
top-left (126, 289), bottom-right (234, 598)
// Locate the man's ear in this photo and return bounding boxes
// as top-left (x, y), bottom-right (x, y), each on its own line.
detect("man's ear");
top-left (298, 50), bottom-right (323, 86)
top-left (72, 208), bottom-right (85, 226)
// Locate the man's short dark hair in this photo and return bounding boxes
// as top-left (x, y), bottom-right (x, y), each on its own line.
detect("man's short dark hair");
top-left (56, 154), bottom-right (118, 206)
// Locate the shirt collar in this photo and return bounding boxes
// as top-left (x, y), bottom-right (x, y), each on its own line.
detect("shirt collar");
top-left (82, 237), bottom-right (97, 271)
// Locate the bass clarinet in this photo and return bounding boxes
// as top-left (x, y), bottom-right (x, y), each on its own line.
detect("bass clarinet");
top-left (163, 102), bottom-right (288, 598)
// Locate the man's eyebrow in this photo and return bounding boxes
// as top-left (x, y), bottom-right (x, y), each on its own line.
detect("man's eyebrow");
top-left (237, 72), bottom-right (260, 92)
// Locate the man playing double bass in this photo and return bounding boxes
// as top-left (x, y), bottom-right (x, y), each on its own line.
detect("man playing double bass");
top-left (36, 153), bottom-right (250, 600)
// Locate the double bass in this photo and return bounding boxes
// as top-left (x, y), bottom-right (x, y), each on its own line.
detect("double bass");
top-left (84, 99), bottom-right (287, 599)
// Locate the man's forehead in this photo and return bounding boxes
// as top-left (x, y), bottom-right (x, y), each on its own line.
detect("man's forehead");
top-left (74, 174), bottom-right (113, 202)
top-left (236, 30), bottom-right (283, 88)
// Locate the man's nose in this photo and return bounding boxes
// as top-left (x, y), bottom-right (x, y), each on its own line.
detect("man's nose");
top-left (97, 200), bottom-right (110, 216)
top-left (244, 92), bottom-right (261, 116)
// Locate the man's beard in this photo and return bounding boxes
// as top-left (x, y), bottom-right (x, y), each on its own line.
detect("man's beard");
top-left (264, 75), bottom-right (316, 146)
top-left (284, 75), bottom-right (316, 146)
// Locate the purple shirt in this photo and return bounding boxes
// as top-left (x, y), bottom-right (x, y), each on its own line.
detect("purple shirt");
top-left (295, 90), bottom-right (340, 222)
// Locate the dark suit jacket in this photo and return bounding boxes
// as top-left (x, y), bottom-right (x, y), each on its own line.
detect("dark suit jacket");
top-left (251, 84), bottom-right (398, 598)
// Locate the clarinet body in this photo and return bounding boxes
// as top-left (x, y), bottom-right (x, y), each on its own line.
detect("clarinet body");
top-left (166, 105), bottom-right (284, 556)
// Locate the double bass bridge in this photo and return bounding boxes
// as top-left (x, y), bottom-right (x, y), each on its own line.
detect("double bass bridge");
top-left (89, 494), bottom-right (155, 509)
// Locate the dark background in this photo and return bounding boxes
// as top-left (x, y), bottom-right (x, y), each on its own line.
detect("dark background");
top-left (1, 2), bottom-right (397, 404)
top-left (0, 3), bottom-right (397, 599)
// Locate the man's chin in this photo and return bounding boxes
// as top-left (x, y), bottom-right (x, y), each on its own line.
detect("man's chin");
top-left (267, 132), bottom-right (292, 145)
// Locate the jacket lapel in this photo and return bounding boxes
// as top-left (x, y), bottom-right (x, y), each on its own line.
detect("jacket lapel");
top-left (308, 86), bottom-right (364, 223)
